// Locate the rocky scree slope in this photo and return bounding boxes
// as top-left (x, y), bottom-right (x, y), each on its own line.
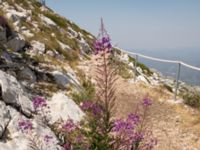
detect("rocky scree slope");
top-left (0, 0), bottom-right (94, 149)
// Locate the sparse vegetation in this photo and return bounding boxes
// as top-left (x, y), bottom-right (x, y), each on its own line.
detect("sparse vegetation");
top-left (44, 12), bottom-right (68, 28)
top-left (111, 57), bottom-right (133, 79)
top-left (129, 56), bottom-right (153, 76)
top-left (163, 84), bottom-right (173, 93)
top-left (72, 78), bottom-right (95, 104)
top-left (183, 88), bottom-right (200, 108)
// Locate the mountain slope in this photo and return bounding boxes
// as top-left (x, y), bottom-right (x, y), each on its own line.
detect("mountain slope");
top-left (0, 0), bottom-right (95, 61)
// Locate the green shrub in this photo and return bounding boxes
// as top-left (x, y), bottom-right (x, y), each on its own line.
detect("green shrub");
top-left (128, 56), bottom-right (153, 76)
top-left (72, 78), bottom-right (95, 104)
top-left (110, 57), bottom-right (133, 79)
top-left (15, 0), bottom-right (30, 8)
top-left (183, 88), bottom-right (200, 108)
top-left (44, 12), bottom-right (68, 28)
top-left (163, 84), bottom-right (173, 93)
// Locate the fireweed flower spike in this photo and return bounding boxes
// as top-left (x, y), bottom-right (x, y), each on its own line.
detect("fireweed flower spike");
top-left (94, 19), bottom-right (112, 55)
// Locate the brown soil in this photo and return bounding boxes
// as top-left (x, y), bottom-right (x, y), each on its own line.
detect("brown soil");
top-left (79, 56), bottom-right (200, 150)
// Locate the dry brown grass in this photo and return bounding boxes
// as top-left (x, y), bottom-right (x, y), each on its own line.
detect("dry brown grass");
top-left (79, 55), bottom-right (200, 150)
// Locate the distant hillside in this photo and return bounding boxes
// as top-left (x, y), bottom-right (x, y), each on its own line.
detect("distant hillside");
top-left (0, 0), bottom-right (95, 62)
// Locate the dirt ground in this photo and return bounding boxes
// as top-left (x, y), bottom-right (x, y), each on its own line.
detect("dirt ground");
top-left (79, 56), bottom-right (200, 150)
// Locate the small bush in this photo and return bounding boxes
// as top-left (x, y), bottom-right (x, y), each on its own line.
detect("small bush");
top-left (110, 57), bottom-right (133, 79)
top-left (128, 56), bottom-right (153, 76)
top-left (15, 0), bottom-right (30, 9)
top-left (72, 78), bottom-right (95, 104)
top-left (44, 12), bottom-right (68, 28)
top-left (183, 88), bottom-right (200, 108)
top-left (163, 84), bottom-right (173, 93)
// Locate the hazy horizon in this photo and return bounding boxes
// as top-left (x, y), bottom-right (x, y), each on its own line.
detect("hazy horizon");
top-left (47, 0), bottom-right (200, 51)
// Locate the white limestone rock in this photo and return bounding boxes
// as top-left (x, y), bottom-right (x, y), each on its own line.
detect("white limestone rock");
top-left (0, 70), bottom-right (34, 116)
top-left (136, 75), bottom-right (149, 84)
top-left (31, 40), bottom-right (45, 54)
top-left (0, 101), bottom-right (11, 138)
top-left (18, 67), bottom-right (36, 83)
top-left (47, 93), bottom-right (85, 124)
top-left (51, 71), bottom-right (70, 89)
top-left (6, 34), bottom-right (26, 51)
top-left (40, 15), bottom-right (56, 26)
top-left (58, 41), bottom-right (71, 50)
top-left (3, 107), bottom-right (61, 150)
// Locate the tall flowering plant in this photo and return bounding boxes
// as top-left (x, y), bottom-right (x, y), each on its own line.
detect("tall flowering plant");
top-left (81, 18), bottom-right (118, 149)
top-left (94, 18), bottom-right (117, 126)
top-left (46, 19), bottom-right (156, 150)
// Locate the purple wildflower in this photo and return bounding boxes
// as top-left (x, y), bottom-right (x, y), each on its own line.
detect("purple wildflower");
top-left (32, 96), bottom-right (47, 111)
top-left (63, 144), bottom-right (67, 150)
top-left (143, 98), bottom-right (152, 107)
top-left (44, 135), bottom-right (53, 143)
top-left (144, 139), bottom-right (157, 150)
top-left (91, 103), bottom-right (102, 115)
top-left (132, 132), bottom-right (144, 143)
top-left (128, 114), bottom-right (140, 124)
top-left (81, 101), bottom-right (102, 115)
top-left (18, 119), bottom-right (33, 132)
top-left (94, 20), bottom-right (112, 55)
top-left (62, 119), bottom-right (77, 133)
top-left (75, 135), bottom-right (83, 143)
top-left (112, 119), bottom-right (133, 132)
top-left (94, 36), bottom-right (112, 55)
top-left (81, 101), bottom-right (93, 110)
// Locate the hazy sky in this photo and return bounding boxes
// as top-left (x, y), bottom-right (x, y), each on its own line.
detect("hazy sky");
top-left (47, 0), bottom-right (200, 50)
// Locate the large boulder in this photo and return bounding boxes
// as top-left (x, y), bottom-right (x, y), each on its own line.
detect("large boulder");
top-left (0, 101), bottom-right (11, 138)
top-left (47, 93), bottom-right (85, 124)
top-left (30, 40), bottom-right (45, 54)
top-left (1, 107), bottom-right (61, 150)
top-left (0, 27), bottom-right (7, 44)
top-left (6, 35), bottom-right (26, 51)
top-left (18, 67), bottom-right (36, 83)
top-left (0, 137), bottom-right (31, 150)
top-left (0, 70), bottom-right (34, 116)
top-left (51, 71), bottom-right (70, 89)
top-left (51, 70), bottom-right (80, 89)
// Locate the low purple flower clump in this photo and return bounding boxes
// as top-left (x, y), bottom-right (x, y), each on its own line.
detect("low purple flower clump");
top-left (62, 119), bottom-right (77, 133)
top-left (32, 96), bottom-right (47, 111)
top-left (143, 98), bottom-right (152, 107)
top-left (81, 100), bottom-right (103, 116)
top-left (18, 119), bottom-right (33, 132)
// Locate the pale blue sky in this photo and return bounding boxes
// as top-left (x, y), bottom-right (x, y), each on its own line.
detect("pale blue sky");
top-left (47, 0), bottom-right (200, 50)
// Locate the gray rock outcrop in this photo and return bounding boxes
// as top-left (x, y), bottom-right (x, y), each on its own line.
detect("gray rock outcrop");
top-left (0, 70), bottom-right (34, 116)
top-left (0, 101), bottom-right (11, 138)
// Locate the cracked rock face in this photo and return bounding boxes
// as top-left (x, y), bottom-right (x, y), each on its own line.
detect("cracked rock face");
top-left (0, 101), bottom-right (11, 138)
top-left (47, 93), bottom-right (85, 124)
top-left (4, 107), bottom-right (62, 150)
top-left (0, 70), bottom-right (34, 116)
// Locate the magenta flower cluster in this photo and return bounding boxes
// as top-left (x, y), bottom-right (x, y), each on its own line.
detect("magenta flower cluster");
top-left (111, 99), bottom-right (156, 149)
top-left (94, 36), bottom-right (112, 54)
top-left (81, 100), bottom-right (102, 115)
top-left (44, 135), bottom-right (53, 143)
top-left (143, 98), bottom-right (152, 107)
top-left (18, 119), bottom-right (33, 132)
top-left (62, 119), bottom-right (77, 133)
top-left (32, 96), bottom-right (47, 111)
